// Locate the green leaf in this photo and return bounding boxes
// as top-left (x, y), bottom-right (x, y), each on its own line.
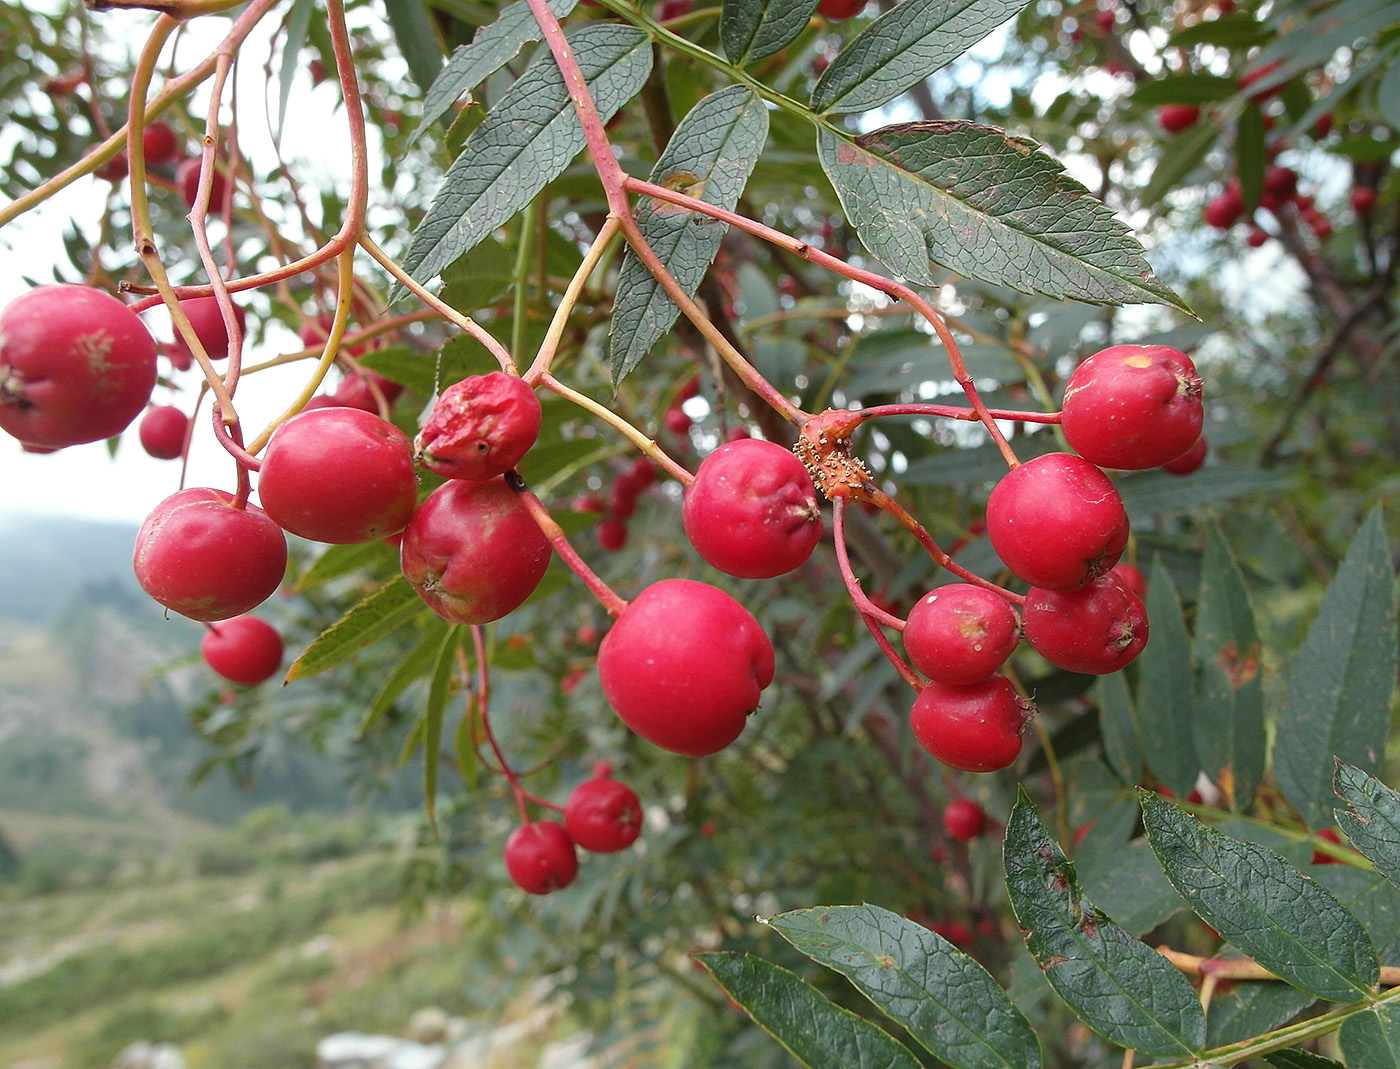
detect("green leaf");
top-left (293, 540), bottom-right (397, 591)
top-left (1118, 465), bottom-right (1291, 522)
top-left (610, 86), bottom-right (768, 385)
top-left (420, 625), bottom-right (462, 835)
top-left (1265, 1050), bottom-right (1346, 1069)
top-left (381, 0), bottom-right (444, 95)
top-left (1139, 791), bottom-right (1379, 1002)
top-left (1077, 838), bottom-right (1185, 937)
top-left (768, 904), bottom-right (1041, 1069)
top-left (1133, 74), bottom-right (1239, 106)
top-left (1136, 558), bottom-right (1199, 799)
top-left (1209, 981), bottom-right (1317, 1049)
top-left (399, 24), bottom-right (652, 292)
top-left (1168, 12), bottom-right (1270, 48)
top-left (412, 0), bottom-right (579, 144)
top-left (721, 0), bottom-right (822, 65)
top-left (277, 0), bottom-right (316, 139)
top-left (1339, 1001), bottom-right (1400, 1068)
top-left (810, 0), bottom-right (1032, 115)
top-left (357, 621), bottom-right (451, 739)
top-left (1237, 102), bottom-right (1267, 213)
top-left (1380, 54), bottom-right (1400, 133)
top-left (695, 952), bottom-right (924, 1069)
top-left (817, 123), bottom-right (1190, 311)
top-left (1140, 120), bottom-right (1219, 209)
top-left (1003, 792), bottom-right (1206, 1056)
top-left (287, 577), bottom-right (425, 680)
top-left (1095, 669), bottom-right (1141, 784)
top-left (1334, 762), bottom-right (1400, 896)
top-left (1192, 521), bottom-right (1264, 809)
top-left (1275, 506), bottom-right (1398, 828)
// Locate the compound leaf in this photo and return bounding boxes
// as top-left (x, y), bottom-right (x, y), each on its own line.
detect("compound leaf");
top-left (358, 621), bottom-right (451, 739)
top-left (1334, 762), bottom-right (1400, 896)
top-left (287, 576), bottom-right (425, 680)
top-left (818, 123), bottom-right (1189, 310)
top-left (720, 0), bottom-right (822, 65)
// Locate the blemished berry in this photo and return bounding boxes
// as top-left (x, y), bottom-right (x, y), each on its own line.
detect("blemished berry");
top-left (138, 405), bottom-right (189, 460)
top-left (0, 285), bottom-right (158, 449)
top-left (134, 487), bottom-right (288, 621)
top-left (1060, 344), bottom-right (1204, 470)
top-left (171, 295), bottom-right (245, 365)
top-left (400, 476), bottom-right (552, 625)
top-left (910, 675), bottom-right (1035, 773)
top-left (1162, 434), bottom-right (1208, 475)
top-left (986, 453), bottom-right (1129, 590)
top-left (201, 616), bottom-right (284, 686)
top-left (598, 578), bottom-right (775, 756)
top-left (503, 821), bottom-right (578, 895)
top-left (683, 439), bottom-right (823, 579)
top-left (415, 372), bottom-right (542, 481)
top-left (942, 798), bottom-right (987, 841)
top-left (258, 407), bottom-right (418, 544)
top-left (1023, 573), bottom-right (1149, 674)
top-left (818, 0), bottom-right (865, 15)
top-left (903, 583), bottom-right (1020, 686)
top-left (564, 771), bottom-right (643, 853)
top-left (1157, 104), bottom-right (1200, 134)
top-left (142, 121), bottom-right (180, 166)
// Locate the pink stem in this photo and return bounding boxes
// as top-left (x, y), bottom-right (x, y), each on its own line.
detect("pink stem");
top-left (832, 499), bottom-right (922, 690)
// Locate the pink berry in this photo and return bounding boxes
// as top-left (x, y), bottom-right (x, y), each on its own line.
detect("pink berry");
top-left (910, 676), bottom-right (1035, 773)
top-left (415, 372), bottom-right (542, 481)
top-left (171, 295), bottom-right (245, 365)
top-left (201, 616), bottom-right (284, 686)
top-left (1023, 573), bottom-right (1149, 674)
top-left (564, 772), bottom-right (643, 853)
top-left (903, 584), bottom-right (1020, 685)
top-left (138, 405), bottom-right (190, 460)
top-left (503, 821), bottom-right (578, 895)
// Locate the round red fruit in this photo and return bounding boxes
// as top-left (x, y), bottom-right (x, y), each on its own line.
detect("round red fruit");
top-left (177, 156), bottom-right (229, 211)
top-left (1060, 344), bottom-right (1204, 470)
top-left (1108, 562), bottom-right (1147, 599)
top-left (596, 518), bottom-right (628, 552)
top-left (903, 583), bottom-right (1020, 686)
top-left (503, 821), bottom-right (578, 895)
top-left (415, 372), bottom-right (541, 481)
top-left (986, 453), bottom-right (1129, 590)
top-left (1204, 185), bottom-right (1244, 230)
top-left (171, 295), bottom-right (245, 364)
top-left (400, 476), bottom-right (552, 624)
top-left (1162, 434), bottom-right (1208, 475)
top-left (818, 0), bottom-right (865, 16)
top-left (142, 121), bottom-right (180, 166)
top-left (331, 371), bottom-right (403, 413)
top-left (598, 579), bottom-right (774, 757)
top-left (1157, 104), bottom-right (1200, 134)
top-left (201, 616), bottom-right (284, 686)
top-left (0, 285), bottom-right (158, 449)
top-left (134, 487), bottom-right (288, 621)
top-left (138, 405), bottom-right (189, 460)
top-left (942, 798), bottom-right (987, 841)
top-left (683, 439), bottom-right (822, 579)
top-left (910, 675), bottom-right (1034, 773)
top-left (1352, 187), bottom-right (1378, 217)
top-left (565, 773), bottom-right (643, 853)
top-left (1023, 573), bottom-right (1148, 674)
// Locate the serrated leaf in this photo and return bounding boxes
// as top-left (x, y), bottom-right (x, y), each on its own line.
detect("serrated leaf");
top-left (810, 0), bottom-right (1032, 115)
top-left (1133, 73), bottom-right (1239, 106)
top-left (420, 625), bottom-right (461, 835)
top-left (1192, 521), bottom-right (1264, 809)
top-left (1313, 866), bottom-right (1400, 964)
top-left (768, 904), bottom-right (1041, 1069)
top-left (1275, 507), bottom-right (1398, 828)
top-left (721, 0), bottom-right (822, 65)
top-left (294, 539), bottom-right (397, 591)
top-left (1118, 465), bottom-right (1289, 520)
top-left (382, 0), bottom-right (444, 94)
top-left (1140, 791), bottom-right (1379, 1002)
top-left (610, 85), bottom-right (768, 384)
top-left (287, 577), bottom-right (425, 680)
top-left (1136, 558), bottom-right (1199, 798)
top-left (1339, 1001), bottom-right (1400, 1068)
top-left (1095, 669), bottom-right (1142, 784)
top-left (817, 123), bottom-right (1190, 311)
top-left (1003, 792), bottom-right (1206, 1056)
top-left (1265, 1050), bottom-right (1346, 1069)
top-left (412, 0), bottom-right (579, 144)
top-left (1078, 838), bottom-right (1185, 937)
top-left (1141, 120), bottom-right (1219, 209)
top-left (357, 621), bottom-right (451, 739)
top-left (399, 24), bottom-right (652, 292)
top-left (1335, 763), bottom-right (1400, 896)
top-left (696, 952), bottom-right (924, 1069)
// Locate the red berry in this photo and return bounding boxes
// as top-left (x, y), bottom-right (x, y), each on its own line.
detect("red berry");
top-left (1204, 185), bottom-right (1245, 230)
top-left (565, 773), bottom-right (643, 853)
top-left (682, 439), bottom-right (822, 579)
top-left (615, 456), bottom-right (657, 498)
top-left (134, 487), bottom-right (288, 621)
top-left (656, 0), bottom-right (693, 18)
top-left (258, 407), bottom-right (418, 544)
top-left (818, 0), bottom-right (865, 17)
top-left (171, 295), bottom-right (245, 364)
top-left (299, 313), bottom-right (369, 357)
top-left (596, 518), bottom-right (628, 552)
top-left (903, 583), bottom-right (1020, 686)
top-left (1108, 562), bottom-right (1147, 600)
top-left (1246, 226), bottom-right (1269, 247)
top-left (142, 121), bottom-right (180, 166)
top-left (96, 152), bottom-right (128, 182)
top-left (571, 493), bottom-right (606, 514)
top-left (330, 371), bottom-right (403, 413)
top-left (400, 476), bottom-right (552, 624)
top-left (1239, 59), bottom-right (1284, 102)
top-left (138, 404), bottom-right (189, 460)
top-left (0, 285), bottom-right (158, 449)
top-left (415, 373), bottom-right (542, 481)
top-left (1351, 187), bottom-right (1378, 217)
top-left (1157, 105), bottom-right (1201, 134)
top-left (909, 675), bottom-right (1034, 773)
top-left (1263, 165), bottom-right (1298, 202)
top-left (201, 615), bottom-right (284, 686)
top-left (610, 483), bottom-right (638, 520)
top-left (598, 579), bottom-right (774, 756)
top-left (1311, 826), bottom-right (1344, 865)
top-left (503, 821), bottom-right (578, 895)
top-left (1060, 344), bottom-right (1204, 470)
top-left (1161, 434), bottom-right (1208, 475)
top-left (177, 156), bottom-right (229, 212)
top-left (1094, 7), bottom-right (1116, 32)
top-left (664, 405), bottom-right (692, 437)
top-left (1023, 573), bottom-right (1149, 674)
top-left (986, 453), bottom-right (1129, 590)
top-left (942, 798), bottom-right (987, 841)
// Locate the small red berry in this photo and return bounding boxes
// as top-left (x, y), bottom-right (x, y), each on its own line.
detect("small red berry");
top-left (1239, 60), bottom-right (1284, 102)
top-left (1162, 434), bottom-right (1208, 475)
top-left (903, 584), bottom-right (1020, 686)
top-left (664, 405), bottom-right (692, 437)
top-left (1311, 826), bottom-right (1344, 865)
top-left (415, 372), bottom-right (542, 481)
top-left (201, 616), bottom-right (284, 686)
top-left (171, 295), bottom-right (246, 365)
top-left (1351, 187), bottom-right (1378, 217)
top-left (565, 772), bottom-right (643, 853)
top-left (1108, 562), bottom-right (1147, 600)
top-left (177, 157), bottom-right (229, 212)
top-left (503, 821), bottom-right (578, 894)
top-left (1204, 185), bottom-right (1245, 230)
top-left (818, 0), bottom-right (865, 15)
top-left (910, 675), bottom-right (1035, 773)
top-left (1023, 573), bottom-right (1149, 674)
top-left (142, 121), bottom-right (180, 166)
top-left (596, 518), bottom-right (629, 552)
top-left (1157, 105), bottom-right (1201, 134)
top-left (138, 405), bottom-right (190, 460)
top-left (942, 798), bottom-right (987, 841)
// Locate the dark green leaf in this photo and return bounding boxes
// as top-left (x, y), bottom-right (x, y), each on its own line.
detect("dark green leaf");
top-left (818, 123), bottom-right (1190, 311)
top-left (420, 625), bottom-right (462, 835)
top-left (1254, 0), bottom-right (1400, 76)
top-left (438, 236), bottom-right (517, 314)
top-left (696, 952), bottom-right (924, 1069)
top-left (1118, 465), bottom-right (1290, 521)
top-left (381, 0), bottom-right (445, 95)
top-left (610, 85), bottom-right (769, 384)
top-left (1237, 103), bottom-right (1266, 213)
top-left (399, 24), bottom-right (652, 292)
top-left (287, 577), bottom-right (425, 680)
top-left (1312, 866), bottom-right (1400, 964)
top-left (1140, 120), bottom-right (1219, 209)
top-left (1265, 1050), bottom-right (1346, 1069)
top-left (1003, 792), bottom-right (1206, 1056)
top-left (721, 0), bottom-right (822, 65)
top-left (1192, 520), bottom-right (1264, 809)
top-left (1334, 762), bottom-right (1400, 896)
top-left (1136, 558), bottom-right (1199, 799)
top-left (1095, 669), bottom-right (1141, 785)
top-left (769, 904), bottom-right (1041, 1069)
top-left (1169, 13), bottom-right (1270, 48)
top-left (277, 0), bottom-right (316, 138)
top-left (1077, 838), bottom-right (1185, 937)
top-left (1339, 1000), bottom-right (1400, 1068)
top-left (1209, 981), bottom-right (1317, 1049)
top-left (810, 0), bottom-right (1033, 115)
top-left (1133, 74), bottom-right (1239, 106)
top-left (1275, 507), bottom-right (1397, 828)
top-left (358, 621), bottom-right (452, 739)
top-left (1140, 791), bottom-right (1379, 1002)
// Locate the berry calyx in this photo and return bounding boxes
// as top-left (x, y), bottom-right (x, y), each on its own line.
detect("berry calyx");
top-left (503, 821), bottom-right (578, 895)
top-left (910, 675), bottom-right (1035, 773)
top-left (683, 439), bottom-right (823, 579)
top-left (942, 798), bottom-right (987, 841)
top-left (598, 578), bottom-right (774, 757)
top-left (986, 453), bottom-right (1129, 590)
top-left (1023, 573), bottom-right (1149, 674)
top-left (258, 407), bottom-right (418, 544)
top-left (564, 771), bottom-right (643, 853)
top-left (415, 372), bottom-right (542, 481)
top-left (138, 405), bottom-right (190, 460)
top-left (903, 583), bottom-right (1020, 686)
top-left (201, 616), bottom-right (284, 686)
